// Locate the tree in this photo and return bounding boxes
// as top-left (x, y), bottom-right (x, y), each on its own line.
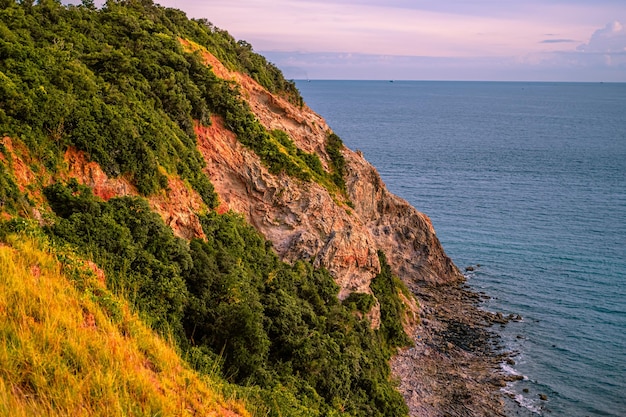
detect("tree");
top-left (81, 0), bottom-right (96, 10)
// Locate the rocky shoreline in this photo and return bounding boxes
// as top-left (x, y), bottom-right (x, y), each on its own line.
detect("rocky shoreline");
top-left (392, 281), bottom-right (522, 417)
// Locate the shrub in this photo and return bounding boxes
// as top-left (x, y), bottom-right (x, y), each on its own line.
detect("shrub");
top-left (326, 132), bottom-right (347, 192)
top-left (371, 251), bottom-right (413, 350)
top-left (0, 160), bottom-right (24, 214)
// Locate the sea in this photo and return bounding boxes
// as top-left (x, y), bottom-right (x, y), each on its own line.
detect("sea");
top-left (295, 80), bottom-right (626, 417)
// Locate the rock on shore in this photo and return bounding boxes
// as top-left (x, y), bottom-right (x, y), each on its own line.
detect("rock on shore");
top-left (392, 283), bottom-right (509, 416)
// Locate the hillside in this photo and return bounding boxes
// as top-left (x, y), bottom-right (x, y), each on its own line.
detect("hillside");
top-left (0, 1), bottom-right (506, 416)
top-left (0, 227), bottom-right (249, 417)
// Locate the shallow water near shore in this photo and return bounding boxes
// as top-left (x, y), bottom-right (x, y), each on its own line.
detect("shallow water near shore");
top-left (296, 80), bottom-right (626, 416)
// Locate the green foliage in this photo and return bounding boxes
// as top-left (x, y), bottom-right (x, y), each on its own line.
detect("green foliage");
top-left (184, 218), bottom-right (271, 382)
top-left (297, 149), bottom-right (325, 176)
top-left (0, 217), bottom-right (46, 241)
top-left (0, 0), bottom-right (340, 205)
top-left (41, 182), bottom-right (410, 417)
top-left (234, 39), bottom-right (303, 107)
top-left (43, 180), bottom-right (190, 336)
top-left (273, 129), bottom-right (298, 154)
top-left (0, 0), bottom-right (221, 206)
top-left (258, 128), bottom-right (348, 196)
top-left (207, 91), bottom-right (315, 182)
top-left (272, 129), bottom-right (325, 176)
top-left (343, 292), bottom-right (376, 313)
top-left (326, 132), bottom-right (347, 192)
top-left (185, 212), bottom-right (409, 416)
top-left (0, 159), bottom-right (24, 214)
top-left (371, 251), bottom-right (413, 350)
top-left (181, 18), bottom-right (302, 106)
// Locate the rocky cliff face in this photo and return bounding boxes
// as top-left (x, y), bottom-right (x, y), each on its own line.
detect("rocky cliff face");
top-left (189, 43), bottom-right (463, 301)
top-left (1, 39), bottom-right (498, 417)
top-left (344, 152), bottom-right (463, 286)
top-left (3, 41), bottom-right (462, 298)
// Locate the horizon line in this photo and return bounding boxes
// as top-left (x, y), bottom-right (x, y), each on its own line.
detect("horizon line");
top-left (292, 79), bottom-right (624, 84)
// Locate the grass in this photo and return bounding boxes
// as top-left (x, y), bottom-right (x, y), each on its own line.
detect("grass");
top-left (0, 233), bottom-right (250, 417)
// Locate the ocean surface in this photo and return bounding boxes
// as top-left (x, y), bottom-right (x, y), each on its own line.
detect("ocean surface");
top-left (295, 80), bottom-right (626, 416)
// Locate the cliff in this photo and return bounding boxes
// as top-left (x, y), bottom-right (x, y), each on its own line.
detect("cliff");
top-left (0, 2), bottom-right (505, 416)
top-left (187, 41), bottom-right (463, 300)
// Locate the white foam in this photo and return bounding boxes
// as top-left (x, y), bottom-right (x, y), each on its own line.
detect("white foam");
top-left (501, 363), bottom-right (528, 379)
top-left (502, 387), bottom-right (543, 415)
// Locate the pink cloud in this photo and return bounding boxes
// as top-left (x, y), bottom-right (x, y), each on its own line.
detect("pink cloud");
top-left (577, 21), bottom-right (626, 53)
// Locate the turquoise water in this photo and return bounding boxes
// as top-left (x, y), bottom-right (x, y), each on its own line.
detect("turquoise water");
top-left (296, 80), bottom-right (626, 416)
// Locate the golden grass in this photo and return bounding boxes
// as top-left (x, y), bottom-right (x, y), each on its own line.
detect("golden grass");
top-left (0, 235), bottom-right (250, 417)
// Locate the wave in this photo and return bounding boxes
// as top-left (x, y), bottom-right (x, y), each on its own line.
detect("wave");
top-left (501, 363), bottom-right (527, 379)
top-left (501, 387), bottom-right (543, 415)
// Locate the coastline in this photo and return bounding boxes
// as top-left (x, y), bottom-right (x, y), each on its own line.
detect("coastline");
top-left (296, 80), bottom-right (626, 417)
top-left (392, 281), bottom-right (520, 416)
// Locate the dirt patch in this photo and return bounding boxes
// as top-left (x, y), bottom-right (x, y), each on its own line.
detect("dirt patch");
top-left (1, 137), bottom-right (38, 192)
top-left (64, 147), bottom-right (204, 240)
top-left (148, 176), bottom-right (206, 240)
top-left (64, 147), bottom-right (135, 201)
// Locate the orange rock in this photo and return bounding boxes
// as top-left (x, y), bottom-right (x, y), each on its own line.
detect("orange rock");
top-left (63, 147), bottom-right (206, 240)
top-left (190, 44), bottom-right (462, 301)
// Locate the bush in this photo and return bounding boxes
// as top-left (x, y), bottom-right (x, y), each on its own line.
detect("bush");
top-left (0, 160), bottom-right (24, 214)
top-left (43, 181), bottom-right (190, 337)
top-left (371, 251), bottom-right (413, 350)
top-left (343, 292), bottom-right (376, 313)
top-left (326, 132), bottom-right (347, 192)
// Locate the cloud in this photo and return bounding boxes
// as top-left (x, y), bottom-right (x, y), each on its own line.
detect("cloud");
top-left (505, 22), bottom-right (626, 79)
top-left (153, 0), bottom-right (609, 58)
top-left (540, 39), bottom-right (577, 44)
top-left (260, 20), bottom-right (626, 81)
top-left (577, 21), bottom-right (626, 52)
top-left (61, 0), bottom-right (626, 81)
top-left (260, 50), bottom-right (615, 82)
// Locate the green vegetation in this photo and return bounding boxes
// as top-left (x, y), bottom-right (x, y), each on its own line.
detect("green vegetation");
top-left (326, 132), bottom-right (348, 192)
top-left (372, 251), bottom-right (414, 350)
top-left (1, 0), bottom-right (221, 204)
top-left (42, 179), bottom-right (191, 336)
top-left (0, 1), bottom-right (413, 416)
top-left (343, 291), bottom-right (377, 314)
top-left (29, 181), bottom-right (410, 416)
top-left (0, 0), bottom-right (343, 204)
top-left (0, 160), bottom-right (23, 214)
top-left (270, 129), bottom-right (333, 181)
top-left (196, 32), bottom-right (302, 107)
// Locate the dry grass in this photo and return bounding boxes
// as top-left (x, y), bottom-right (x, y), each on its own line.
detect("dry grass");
top-left (0, 234), bottom-right (250, 417)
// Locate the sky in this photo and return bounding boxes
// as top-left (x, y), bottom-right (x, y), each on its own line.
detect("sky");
top-left (99, 1), bottom-right (626, 81)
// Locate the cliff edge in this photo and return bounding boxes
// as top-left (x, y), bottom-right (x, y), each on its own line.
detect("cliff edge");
top-left (187, 41), bottom-right (463, 301)
top-left (187, 43), bottom-right (507, 417)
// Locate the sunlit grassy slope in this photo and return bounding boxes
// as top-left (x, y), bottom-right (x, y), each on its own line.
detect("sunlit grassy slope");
top-left (0, 233), bottom-right (249, 417)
